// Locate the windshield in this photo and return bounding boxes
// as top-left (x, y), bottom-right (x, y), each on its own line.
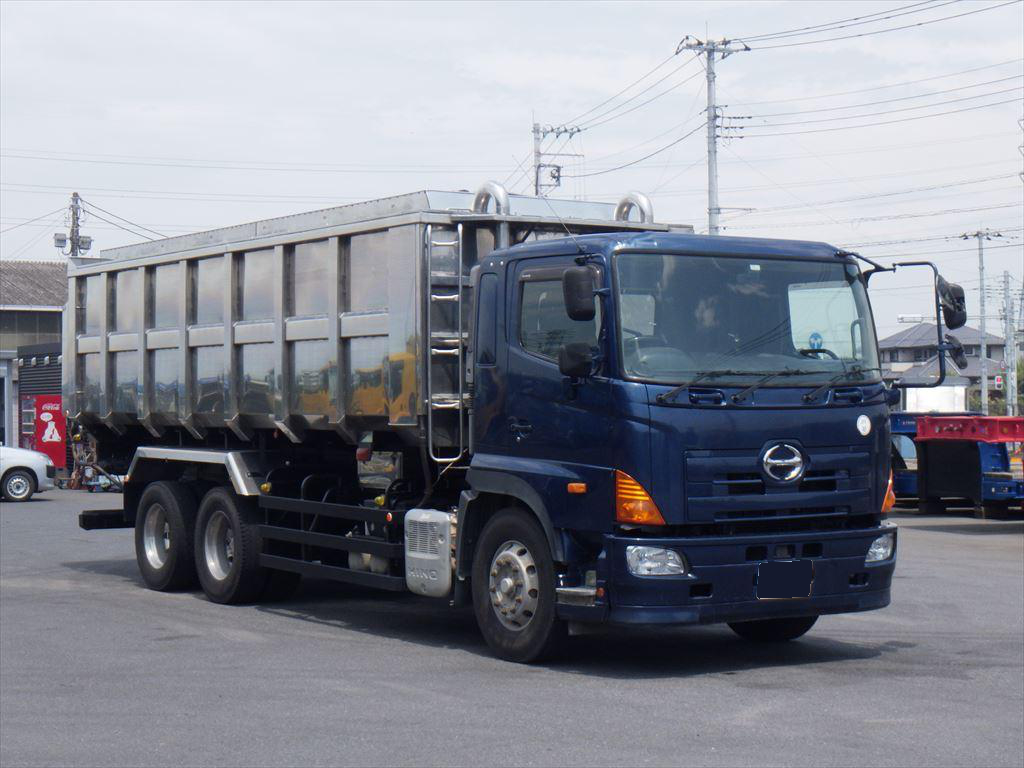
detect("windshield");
top-left (614, 253), bottom-right (880, 385)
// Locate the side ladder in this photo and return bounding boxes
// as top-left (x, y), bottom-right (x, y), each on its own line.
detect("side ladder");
top-left (425, 223), bottom-right (467, 464)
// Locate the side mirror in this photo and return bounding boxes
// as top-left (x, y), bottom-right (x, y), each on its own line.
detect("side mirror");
top-left (944, 333), bottom-right (968, 369)
top-left (562, 266), bottom-right (595, 321)
top-left (558, 342), bottom-right (593, 379)
top-left (937, 276), bottom-right (967, 330)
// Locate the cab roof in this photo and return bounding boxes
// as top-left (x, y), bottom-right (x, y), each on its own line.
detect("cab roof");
top-left (505, 231), bottom-right (849, 263)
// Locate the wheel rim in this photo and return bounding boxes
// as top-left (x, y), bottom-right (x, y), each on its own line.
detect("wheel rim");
top-left (142, 503), bottom-right (171, 569)
top-left (203, 509), bottom-right (235, 582)
top-left (6, 474), bottom-right (30, 500)
top-left (488, 539), bottom-right (540, 631)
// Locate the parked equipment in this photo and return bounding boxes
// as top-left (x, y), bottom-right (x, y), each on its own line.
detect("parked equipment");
top-left (71, 183), bottom-right (968, 662)
top-left (891, 413), bottom-right (1023, 516)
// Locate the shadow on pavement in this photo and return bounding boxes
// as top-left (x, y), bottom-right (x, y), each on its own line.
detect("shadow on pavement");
top-left (257, 579), bottom-right (895, 678)
top-left (61, 557), bottom-right (144, 587)
top-left (59, 559), bottom-right (900, 677)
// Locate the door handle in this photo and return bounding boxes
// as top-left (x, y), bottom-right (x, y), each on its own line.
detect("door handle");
top-left (508, 418), bottom-right (533, 442)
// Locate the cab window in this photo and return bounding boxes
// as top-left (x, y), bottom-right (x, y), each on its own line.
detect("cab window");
top-left (519, 279), bottom-right (599, 360)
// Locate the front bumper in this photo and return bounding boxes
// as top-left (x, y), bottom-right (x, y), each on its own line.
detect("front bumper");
top-left (558, 525), bottom-right (895, 625)
top-left (38, 465), bottom-right (56, 492)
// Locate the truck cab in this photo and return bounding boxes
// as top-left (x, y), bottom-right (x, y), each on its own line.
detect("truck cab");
top-left (463, 232), bottom-right (900, 651)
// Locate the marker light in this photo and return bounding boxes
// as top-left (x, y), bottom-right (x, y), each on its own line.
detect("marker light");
top-left (881, 471), bottom-right (896, 515)
top-left (615, 470), bottom-right (665, 526)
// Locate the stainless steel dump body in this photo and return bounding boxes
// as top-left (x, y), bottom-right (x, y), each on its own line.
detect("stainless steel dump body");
top-left (63, 184), bottom-right (676, 452)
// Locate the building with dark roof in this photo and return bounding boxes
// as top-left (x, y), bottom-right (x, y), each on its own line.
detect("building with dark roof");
top-left (878, 322), bottom-right (1010, 394)
top-left (0, 260), bottom-right (67, 445)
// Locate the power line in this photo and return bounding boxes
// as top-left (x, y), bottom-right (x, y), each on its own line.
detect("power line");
top-left (4, 216), bottom-right (63, 260)
top-left (749, 0), bottom-right (1022, 50)
top-left (578, 60), bottom-right (703, 131)
top-left (744, 74), bottom-right (1022, 118)
top-left (0, 206), bottom-right (65, 235)
top-left (739, 0), bottom-right (952, 42)
top-left (561, 122), bottom-right (706, 179)
top-left (725, 201), bottom-right (1023, 230)
top-left (740, 96), bottom-right (1021, 136)
top-left (562, 53), bottom-right (678, 126)
top-left (730, 58), bottom-right (1024, 106)
top-left (80, 199), bottom-right (166, 238)
top-left (0, 151), bottom-right (522, 175)
top-left (79, 208), bottom-right (158, 241)
top-left (725, 172), bottom-right (1020, 216)
top-left (738, 85), bottom-right (1022, 127)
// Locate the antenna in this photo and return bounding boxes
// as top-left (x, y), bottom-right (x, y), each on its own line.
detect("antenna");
top-left (537, 193), bottom-right (586, 255)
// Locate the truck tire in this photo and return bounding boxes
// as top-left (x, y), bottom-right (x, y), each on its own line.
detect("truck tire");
top-left (134, 481), bottom-right (199, 591)
top-left (728, 615), bottom-right (818, 642)
top-left (194, 487), bottom-right (267, 604)
top-left (2, 469), bottom-right (36, 502)
top-left (471, 507), bottom-right (567, 663)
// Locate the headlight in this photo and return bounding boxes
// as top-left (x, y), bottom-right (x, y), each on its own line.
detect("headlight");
top-left (866, 531), bottom-right (895, 563)
top-left (626, 545), bottom-right (689, 576)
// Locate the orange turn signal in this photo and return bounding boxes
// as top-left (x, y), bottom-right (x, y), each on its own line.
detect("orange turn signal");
top-left (567, 482), bottom-right (588, 495)
top-left (615, 470), bottom-right (666, 526)
top-left (881, 470), bottom-right (896, 515)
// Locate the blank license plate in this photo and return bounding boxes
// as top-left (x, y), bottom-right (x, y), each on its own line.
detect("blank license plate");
top-left (757, 560), bottom-right (813, 600)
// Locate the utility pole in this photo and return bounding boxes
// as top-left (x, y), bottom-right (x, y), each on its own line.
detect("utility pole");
top-left (532, 123), bottom-right (542, 197)
top-left (69, 192), bottom-right (81, 258)
top-left (1004, 271), bottom-right (1018, 417)
top-left (677, 36), bottom-right (748, 236)
top-left (962, 229), bottom-right (1003, 414)
top-left (53, 192), bottom-right (92, 258)
top-left (531, 123), bottom-right (582, 197)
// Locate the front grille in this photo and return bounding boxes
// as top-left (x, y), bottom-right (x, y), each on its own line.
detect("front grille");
top-left (686, 446), bottom-right (873, 523)
top-left (712, 469), bottom-right (843, 496)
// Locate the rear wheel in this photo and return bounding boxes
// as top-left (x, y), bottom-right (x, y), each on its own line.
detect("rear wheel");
top-left (728, 615), bottom-right (818, 642)
top-left (134, 481), bottom-right (198, 591)
top-left (194, 487), bottom-right (267, 604)
top-left (471, 508), bottom-right (566, 663)
top-left (2, 469), bottom-right (35, 502)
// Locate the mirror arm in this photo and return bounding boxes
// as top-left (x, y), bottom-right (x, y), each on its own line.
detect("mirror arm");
top-left (881, 260), bottom-right (953, 389)
top-left (837, 249), bottom-right (890, 273)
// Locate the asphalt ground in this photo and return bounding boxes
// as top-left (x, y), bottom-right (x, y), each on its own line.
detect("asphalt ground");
top-left (1, 490), bottom-right (1022, 768)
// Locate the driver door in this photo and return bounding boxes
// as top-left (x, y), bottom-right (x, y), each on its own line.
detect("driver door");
top-left (505, 258), bottom-right (613, 518)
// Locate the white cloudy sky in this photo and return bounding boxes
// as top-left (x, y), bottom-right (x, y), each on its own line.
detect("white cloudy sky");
top-left (1, 0), bottom-right (1021, 338)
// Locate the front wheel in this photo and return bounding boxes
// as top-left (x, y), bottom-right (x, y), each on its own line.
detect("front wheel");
top-left (471, 508), bottom-right (566, 663)
top-left (2, 469), bottom-right (36, 502)
top-left (728, 615), bottom-right (818, 642)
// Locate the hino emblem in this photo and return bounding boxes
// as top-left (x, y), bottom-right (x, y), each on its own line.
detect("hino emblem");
top-left (762, 443), bottom-right (805, 483)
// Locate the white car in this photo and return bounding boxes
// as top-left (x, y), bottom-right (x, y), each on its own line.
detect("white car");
top-left (0, 446), bottom-right (56, 502)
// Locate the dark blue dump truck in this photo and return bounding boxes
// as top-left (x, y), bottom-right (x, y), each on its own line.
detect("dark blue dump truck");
top-left (72, 183), bottom-right (968, 662)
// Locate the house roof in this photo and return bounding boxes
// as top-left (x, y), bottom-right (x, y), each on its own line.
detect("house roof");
top-left (0, 260), bottom-right (67, 308)
top-left (878, 322), bottom-right (1003, 349)
top-left (888, 354), bottom-right (1007, 384)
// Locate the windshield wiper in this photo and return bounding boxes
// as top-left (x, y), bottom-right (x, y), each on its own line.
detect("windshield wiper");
top-left (731, 369), bottom-right (821, 403)
top-left (802, 366), bottom-right (882, 403)
top-left (656, 369), bottom-right (775, 404)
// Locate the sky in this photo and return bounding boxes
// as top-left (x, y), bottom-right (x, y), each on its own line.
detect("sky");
top-left (1, 0), bottom-right (1021, 341)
